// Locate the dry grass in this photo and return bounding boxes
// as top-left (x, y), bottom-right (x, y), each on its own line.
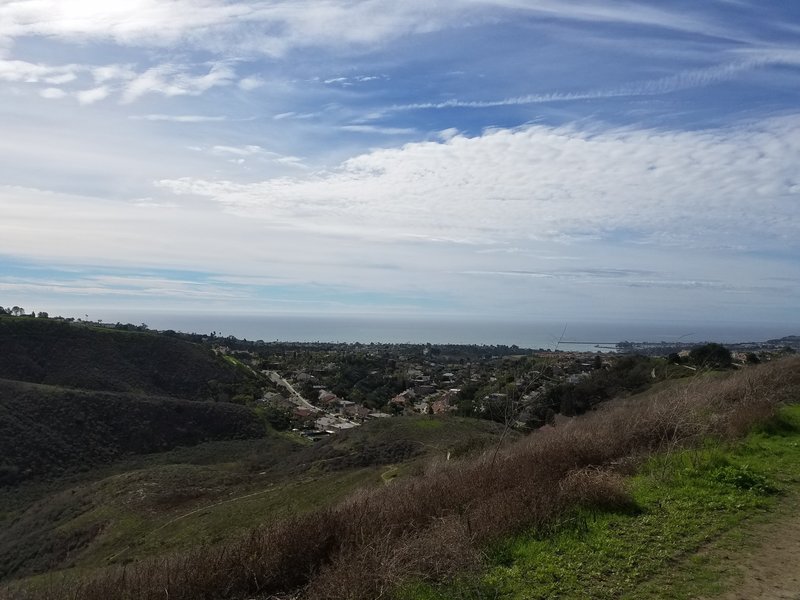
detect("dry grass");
top-left (3, 358), bottom-right (798, 600)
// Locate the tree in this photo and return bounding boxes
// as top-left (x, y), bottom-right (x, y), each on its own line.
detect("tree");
top-left (11, 306), bottom-right (24, 317)
top-left (689, 343), bottom-right (732, 369)
top-left (746, 352), bottom-right (760, 365)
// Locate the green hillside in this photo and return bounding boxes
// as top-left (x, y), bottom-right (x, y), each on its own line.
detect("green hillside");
top-left (0, 379), bottom-right (266, 485)
top-left (0, 414), bottom-right (506, 583)
top-left (0, 316), bottom-right (259, 401)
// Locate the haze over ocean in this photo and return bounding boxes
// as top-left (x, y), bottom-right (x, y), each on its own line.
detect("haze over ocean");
top-left (89, 312), bottom-right (797, 350)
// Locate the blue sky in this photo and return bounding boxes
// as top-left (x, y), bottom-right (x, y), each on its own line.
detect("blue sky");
top-left (0, 1), bottom-right (799, 329)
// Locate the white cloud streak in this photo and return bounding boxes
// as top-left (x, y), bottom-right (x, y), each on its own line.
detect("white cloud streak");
top-left (130, 114), bottom-right (228, 122)
top-left (157, 115), bottom-right (800, 251)
top-left (340, 125), bottom-right (417, 135)
top-left (0, 58), bottom-right (80, 83)
top-left (390, 54), bottom-right (800, 112)
top-left (0, 1), bottom-right (747, 58)
top-left (121, 62), bottom-right (235, 103)
top-left (0, 57), bottom-right (243, 105)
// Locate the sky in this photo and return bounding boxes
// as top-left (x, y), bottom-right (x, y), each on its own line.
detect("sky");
top-left (0, 0), bottom-right (799, 330)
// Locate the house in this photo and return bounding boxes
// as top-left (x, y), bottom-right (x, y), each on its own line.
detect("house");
top-left (390, 389), bottom-right (416, 406)
top-left (343, 404), bottom-right (372, 420)
top-left (415, 384), bottom-right (436, 396)
top-left (318, 390), bottom-right (342, 407)
top-left (431, 398), bottom-right (453, 414)
top-left (367, 412), bottom-right (392, 419)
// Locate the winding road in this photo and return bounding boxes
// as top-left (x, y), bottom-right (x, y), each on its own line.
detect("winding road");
top-left (265, 371), bottom-right (320, 412)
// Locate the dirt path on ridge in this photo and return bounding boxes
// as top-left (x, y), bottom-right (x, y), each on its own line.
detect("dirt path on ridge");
top-left (710, 509), bottom-right (800, 600)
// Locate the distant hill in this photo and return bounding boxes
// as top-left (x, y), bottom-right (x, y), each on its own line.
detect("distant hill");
top-left (766, 335), bottom-right (800, 349)
top-left (0, 316), bottom-right (260, 401)
top-left (0, 378), bottom-right (266, 485)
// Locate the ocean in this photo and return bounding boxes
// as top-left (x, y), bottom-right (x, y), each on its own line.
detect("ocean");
top-left (94, 312), bottom-right (797, 351)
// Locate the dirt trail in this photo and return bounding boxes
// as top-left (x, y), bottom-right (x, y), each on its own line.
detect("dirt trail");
top-left (712, 509), bottom-right (800, 600)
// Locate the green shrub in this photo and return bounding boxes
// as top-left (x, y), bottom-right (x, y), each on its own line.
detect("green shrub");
top-left (710, 464), bottom-right (778, 495)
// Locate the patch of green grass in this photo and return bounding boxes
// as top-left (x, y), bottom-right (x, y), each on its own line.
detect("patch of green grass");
top-left (400, 405), bottom-right (800, 600)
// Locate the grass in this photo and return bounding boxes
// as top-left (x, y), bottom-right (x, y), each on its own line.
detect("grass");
top-left (401, 404), bottom-right (800, 600)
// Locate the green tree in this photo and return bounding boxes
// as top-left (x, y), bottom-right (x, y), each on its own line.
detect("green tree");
top-left (689, 343), bottom-right (732, 369)
top-left (746, 352), bottom-right (760, 365)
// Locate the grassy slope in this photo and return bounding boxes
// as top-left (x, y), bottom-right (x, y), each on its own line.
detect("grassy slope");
top-left (403, 404), bottom-right (800, 600)
top-left (0, 378), bottom-right (267, 485)
top-left (0, 414), bottom-right (506, 584)
top-left (0, 316), bottom-right (258, 400)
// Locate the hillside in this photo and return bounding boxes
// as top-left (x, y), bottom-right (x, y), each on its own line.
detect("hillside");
top-left (0, 414), bottom-right (507, 582)
top-left (0, 316), bottom-right (260, 401)
top-left (0, 378), bottom-right (267, 485)
top-left (2, 358), bottom-right (794, 600)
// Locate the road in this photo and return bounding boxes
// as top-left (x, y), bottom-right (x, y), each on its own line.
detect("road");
top-left (265, 371), bottom-right (320, 412)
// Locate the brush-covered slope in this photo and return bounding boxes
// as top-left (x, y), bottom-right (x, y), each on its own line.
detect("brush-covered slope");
top-left (0, 413), bottom-right (509, 582)
top-left (285, 415), bottom-right (509, 473)
top-left (0, 316), bottom-right (259, 400)
top-left (0, 379), bottom-right (266, 485)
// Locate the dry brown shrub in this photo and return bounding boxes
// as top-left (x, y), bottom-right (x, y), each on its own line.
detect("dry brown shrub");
top-left (558, 468), bottom-right (631, 511)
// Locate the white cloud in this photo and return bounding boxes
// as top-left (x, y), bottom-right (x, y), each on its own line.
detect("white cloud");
top-left (211, 144), bottom-right (267, 156)
top-left (121, 62), bottom-right (235, 103)
top-left (76, 85), bottom-right (110, 105)
top-left (130, 114), bottom-right (228, 122)
top-left (340, 125), bottom-right (417, 135)
top-left (0, 58), bottom-right (79, 83)
top-left (0, 58), bottom-right (233, 105)
top-left (0, 1), bottom-right (742, 59)
top-left (0, 274), bottom-right (240, 301)
top-left (274, 155), bottom-right (308, 168)
top-left (44, 72), bottom-right (77, 85)
top-left (157, 116), bottom-right (800, 251)
top-left (92, 64), bottom-right (136, 83)
top-left (238, 76), bottom-right (265, 90)
top-left (200, 144), bottom-right (306, 167)
top-left (437, 128), bottom-right (461, 141)
top-left (39, 87), bottom-right (66, 99)
top-left (273, 111), bottom-right (319, 120)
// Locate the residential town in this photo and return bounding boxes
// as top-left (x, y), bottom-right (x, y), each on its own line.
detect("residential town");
top-left (212, 336), bottom-right (798, 439)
